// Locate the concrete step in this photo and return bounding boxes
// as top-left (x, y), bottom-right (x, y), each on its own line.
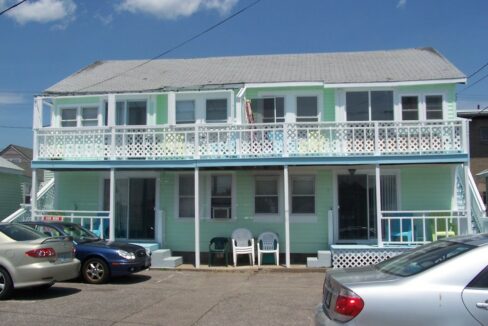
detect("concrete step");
top-left (306, 257), bottom-right (324, 268)
top-left (317, 250), bottom-right (332, 267)
top-left (152, 249), bottom-right (172, 260)
top-left (153, 256), bottom-right (183, 269)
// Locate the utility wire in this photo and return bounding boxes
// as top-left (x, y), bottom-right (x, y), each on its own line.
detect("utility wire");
top-left (76, 0), bottom-right (263, 92)
top-left (467, 61), bottom-right (488, 79)
top-left (458, 72), bottom-right (488, 94)
top-left (0, 0), bottom-right (28, 16)
top-left (0, 125), bottom-right (31, 129)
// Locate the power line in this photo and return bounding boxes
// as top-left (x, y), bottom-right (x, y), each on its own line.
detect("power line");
top-left (0, 0), bottom-right (28, 16)
top-left (76, 0), bottom-right (263, 92)
top-left (0, 125), bottom-right (31, 129)
top-left (458, 72), bottom-right (488, 94)
top-left (468, 61), bottom-right (488, 79)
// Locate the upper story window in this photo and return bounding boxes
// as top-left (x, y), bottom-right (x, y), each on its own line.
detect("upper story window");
top-left (401, 96), bottom-right (419, 121)
top-left (211, 175), bottom-right (232, 219)
top-left (176, 100), bottom-right (195, 124)
top-left (60, 108), bottom-right (77, 127)
top-left (255, 176), bottom-right (279, 215)
top-left (81, 107), bottom-right (98, 126)
top-left (178, 175), bottom-right (195, 218)
top-left (400, 94), bottom-right (444, 121)
top-left (291, 176), bottom-right (315, 214)
top-left (251, 97), bottom-right (285, 123)
top-left (116, 100), bottom-right (147, 126)
top-left (426, 95), bottom-right (443, 120)
top-left (206, 99), bottom-right (227, 123)
top-left (346, 91), bottom-right (393, 121)
top-left (296, 96), bottom-right (318, 122)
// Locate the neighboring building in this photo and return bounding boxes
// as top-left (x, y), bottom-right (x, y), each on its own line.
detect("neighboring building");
top-left (0, 157), bottom-right (25, 219)
top-left (27, 47), bottom-right (484, 267)
top-left (458, 109), bottom-right (488, 203)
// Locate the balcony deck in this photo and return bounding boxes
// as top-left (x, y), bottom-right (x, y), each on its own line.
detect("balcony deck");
top-left (33, 120), bottom-right (469, 168)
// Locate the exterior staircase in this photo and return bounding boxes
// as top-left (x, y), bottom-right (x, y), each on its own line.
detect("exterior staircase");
top-left (150, 249), bottom-right (183, 268)
top-left (306, 250), bottom-right (331, 268)
top-left (455, 166), bottom-right (487, 234)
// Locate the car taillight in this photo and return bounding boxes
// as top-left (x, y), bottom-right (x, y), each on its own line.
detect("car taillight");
top-left (25, 248), bottom-right (56, 258)
top-left (334, 287), bottom-right (364, 321)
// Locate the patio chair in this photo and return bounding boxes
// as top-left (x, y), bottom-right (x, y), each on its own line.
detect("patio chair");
top-left (432, 219), bottom-right (457, 241)
top-left (208, 237), bottom-right (230, 266)
top-left (257, 232), bottom-right (279, 266)
top-left (231, 228), bottom-right (255, 267)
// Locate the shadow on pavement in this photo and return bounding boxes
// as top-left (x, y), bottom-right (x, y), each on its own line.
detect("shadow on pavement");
top-left (13, 286), bottom-right (81, 300)
top-left (109, 273), bottom-right (152, 285)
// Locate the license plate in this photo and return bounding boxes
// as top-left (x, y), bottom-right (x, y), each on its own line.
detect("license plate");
top-left (57, 253), bottom-right (72, 262)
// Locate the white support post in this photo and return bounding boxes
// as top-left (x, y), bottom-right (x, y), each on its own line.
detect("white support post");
top-left (284, 165), bottom-right (291, 268)
top-left (33, 97), bottom-right (43, 160)
top-left (109, 168), bottom-right (116, 241)
top-left (375, 164), bottom-right (383, 247)
top-left (168, 92), bottom-right (176, 124)
top-left (108, 94), bottom-right (116, 160)
top-left (194, 167), bottom-right (200, 268)
top-left (464, 163), bottom-right (472, 233)
top-left (31, 169), bottom-right (38, 221)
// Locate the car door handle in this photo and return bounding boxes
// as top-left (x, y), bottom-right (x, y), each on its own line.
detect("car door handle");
top-left (476, 301), bottom-right (488, 310)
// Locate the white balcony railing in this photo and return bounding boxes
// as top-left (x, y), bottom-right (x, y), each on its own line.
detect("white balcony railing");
top-left (35, 120), bottom-right (467, 161)
top-left (381, 210), bottom-right (469, 245)
top-left (33, 210), bottom-right (110, 239)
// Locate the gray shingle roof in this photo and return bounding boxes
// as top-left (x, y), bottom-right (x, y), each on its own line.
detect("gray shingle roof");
top-left (45, 47), bottom-right (465, 95)
top-left (0, 157), bottom-right (23, 173)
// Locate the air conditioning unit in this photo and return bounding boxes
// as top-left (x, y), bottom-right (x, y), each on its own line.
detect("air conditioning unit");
top-left (212, 207), bottom-right (231, 219)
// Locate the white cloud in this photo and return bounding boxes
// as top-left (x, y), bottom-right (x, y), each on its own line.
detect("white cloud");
top-left (118, 0), bottom-right (238, 20)
top-left (4, 0), bottom-right (76, 25)
top-left (396, 0), bottom-right (407, 9)
top-left (0, 93), bottom-right (26, 106)
top-left (94, 12), bottom-right (114, 26)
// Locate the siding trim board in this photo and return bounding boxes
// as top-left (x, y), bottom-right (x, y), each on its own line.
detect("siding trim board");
top-left (32, 154), bottom-right (469, 170)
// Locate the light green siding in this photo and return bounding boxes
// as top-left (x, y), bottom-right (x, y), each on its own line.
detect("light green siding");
top-left (397, 84), bottom-right (456, 119)
top-left (0, 173), bottom-right (23, 219)
top-left (162, 170), bottom-right (332, 253)
top-left (54, 97), bottom-right (100, 106)
top-left (323, 89), bottom-right (335, 121)
top-left (156, 94), bottom-right (168, 124)
top-left (56, 171), bottom-right (100, 210)
top-left (400, 165), bottom-right (453, 210)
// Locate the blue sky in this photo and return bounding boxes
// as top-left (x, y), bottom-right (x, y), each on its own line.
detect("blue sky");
top-left (1, 0), bottom-right (487, 149)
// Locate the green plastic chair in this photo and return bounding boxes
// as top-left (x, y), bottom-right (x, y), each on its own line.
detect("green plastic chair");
top-left (208, 237), bottom-right (230, 266)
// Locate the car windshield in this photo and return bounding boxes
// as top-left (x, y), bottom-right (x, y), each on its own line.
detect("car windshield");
top-left (0, 224), bottom-right (45, 241)
top-left (60, 224), bottom-right (98, 242)
top-left (375, 240), bottom-right (475, 277)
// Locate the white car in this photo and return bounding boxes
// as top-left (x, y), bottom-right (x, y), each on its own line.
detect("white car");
top-left (0, 223), bottom-right (80, 299)
top-left (315, 234), bottom-right (488, 326)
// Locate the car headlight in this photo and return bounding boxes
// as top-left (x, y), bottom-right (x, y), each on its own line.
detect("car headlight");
top-left (117, 250), bottom-right (135, 260)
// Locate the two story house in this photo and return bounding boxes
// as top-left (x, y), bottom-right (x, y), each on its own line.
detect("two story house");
top-left (28, 47), bottom-right (483, 268)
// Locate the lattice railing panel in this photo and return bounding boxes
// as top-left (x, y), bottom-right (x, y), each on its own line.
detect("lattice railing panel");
top-left (36, 120), bottom-right (467, 161)
top-left (331, 247), bottom-right (409, 268)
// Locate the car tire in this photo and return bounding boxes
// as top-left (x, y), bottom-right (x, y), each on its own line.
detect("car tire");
top-left (82, 258), bottom-right (109, 284)
top-left (0, 267), bottom-right (13, 300)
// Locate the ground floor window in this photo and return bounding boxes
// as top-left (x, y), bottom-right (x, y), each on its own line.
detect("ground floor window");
top-left (178, 175), bottom-right (194, 218)
top-left (291, 176), bottom-right (315, 214)
top-left (211, 175), bottom-right (232, 219)
top-left (255, 176), bottom-right (279, 214)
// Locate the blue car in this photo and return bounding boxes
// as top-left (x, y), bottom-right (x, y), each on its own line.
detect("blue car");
top-left (21, 222), bottom-right (151, 284)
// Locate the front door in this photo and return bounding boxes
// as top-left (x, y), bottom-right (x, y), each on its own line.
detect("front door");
top-left (338, 174), bottom-right (370, 241)
top-left (105, 178), bottom-right (156, 240)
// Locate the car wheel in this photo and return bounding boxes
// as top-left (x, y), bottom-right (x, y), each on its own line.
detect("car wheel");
top-left (0, 267), bottom-right (13, 300)
top-left (82, 258), bottom-right (109, 284)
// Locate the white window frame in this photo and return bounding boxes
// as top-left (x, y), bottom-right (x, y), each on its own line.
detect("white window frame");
top-left (290, 175), bottom-right (316, 216)
top-left (296, 96), bottom-right (319, 122)
top-left (172, 91), bottom-right (233, 125)
top-left (205, 98), bottom-right (229, 123)
top-left (175, 100), bottom-right (196, 124)
top-left (343, 89), bottom-right (395, 122)
top-left (81, 106), bottom-right (99, 127)
top-left (176, 174), bottom-right (195, 219)
top-left (59, 105), bottom-right (101, 127)
top-left (209, 174), bottom-right (234, 220)
top-left (115, 99), bottom-right (148, 126)
top-left (397, 92), bottom-right (446, 121)
top-left (254, 176), bottom-right (281, 217)
top-left (252, 90), bottom-right (323, 123)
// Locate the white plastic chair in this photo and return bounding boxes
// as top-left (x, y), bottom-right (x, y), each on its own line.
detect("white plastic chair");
top-left (257, 232), bottom-right (279, 266)
top-left (231, 228), bottom-right (255, 267)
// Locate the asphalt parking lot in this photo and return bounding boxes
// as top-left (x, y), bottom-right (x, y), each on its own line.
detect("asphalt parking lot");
top-left (0, 269), bottom-right (324, 326)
